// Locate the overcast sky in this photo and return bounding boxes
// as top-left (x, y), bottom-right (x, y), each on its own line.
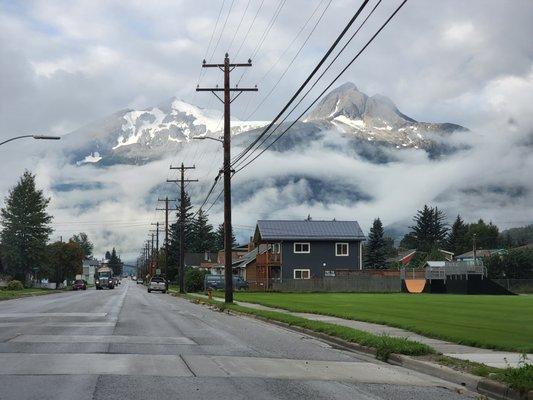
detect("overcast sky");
top-left (1, 0), bottom-right (532, 260)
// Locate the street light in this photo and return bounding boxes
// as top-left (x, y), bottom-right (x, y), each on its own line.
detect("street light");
top-left (192, 135), bottom-right (223, 143)
top-left (0, 135), bottom-right (61, 147)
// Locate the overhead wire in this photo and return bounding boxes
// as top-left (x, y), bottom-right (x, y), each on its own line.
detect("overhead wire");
top-left (231, 0), bottom-right (371, 165)
top-left (234, 0), bottom-right (409, 174)
top-left (233, 0), bottom-right (383, 169)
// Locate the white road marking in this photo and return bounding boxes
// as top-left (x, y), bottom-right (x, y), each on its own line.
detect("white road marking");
top-left (10, 334), bottom-right (196, 345)
top-left (0, 322), bottom-right (115, 327)
top-left (0, 354), bottom-right (193, 376)
top-left (0, 313), bottom-right (107, 318)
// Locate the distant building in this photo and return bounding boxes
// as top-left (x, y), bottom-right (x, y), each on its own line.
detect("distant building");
top-left (455, 249), bottom-right (505, 264)
top-left (82, 259), bottom-right (99, 284)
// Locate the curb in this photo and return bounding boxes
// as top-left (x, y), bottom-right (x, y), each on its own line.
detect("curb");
top-left (388, 354), bottom-right (481, 390)
top-left (477, 378), bottom-right (529, 400)
top-left (183, 295), bottom-right (531, 400)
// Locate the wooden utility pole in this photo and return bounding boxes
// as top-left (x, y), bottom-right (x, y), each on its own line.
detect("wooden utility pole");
top-left (197, 53), bottom-right (257, 303)
top-left (150, 222), bottom-right (161, 274)
top-left (157, 197), bottom-right (177, 278)
top-left (167, 163), bottom-right (197, 293)
top-left (473, 233), bottom-right (477, 265)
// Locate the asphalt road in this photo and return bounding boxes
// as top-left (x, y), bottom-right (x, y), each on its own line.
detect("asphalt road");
top-left (0, 280), bottom-right (476, 400)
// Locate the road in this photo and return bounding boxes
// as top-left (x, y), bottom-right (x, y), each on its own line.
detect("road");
top-left (0, 280), bottom-right (476, 400)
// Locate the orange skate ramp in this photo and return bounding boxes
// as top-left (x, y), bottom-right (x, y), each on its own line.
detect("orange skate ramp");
top-left (404, 279), bottom-right (426, 293)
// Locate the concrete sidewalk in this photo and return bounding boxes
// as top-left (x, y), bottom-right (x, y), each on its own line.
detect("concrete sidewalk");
top-left (198, 294), bottom-right (531, 368)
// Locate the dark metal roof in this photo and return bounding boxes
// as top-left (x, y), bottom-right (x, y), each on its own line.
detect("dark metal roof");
top-left (256, 220), bottom-right (365, 241)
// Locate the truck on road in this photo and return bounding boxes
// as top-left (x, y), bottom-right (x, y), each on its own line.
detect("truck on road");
top-left (94, 266), bottom-right (115, 290)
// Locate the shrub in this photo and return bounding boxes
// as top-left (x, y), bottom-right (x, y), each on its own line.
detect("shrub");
top-left (6, 280), bottom-right (24, 291)
top-left (184, 267), bottom-right (208, 292)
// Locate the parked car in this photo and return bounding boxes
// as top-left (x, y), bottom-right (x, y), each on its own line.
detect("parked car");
top-left (204, 275), bottom-right (248, 291)
top-left (72, 279), bottom-right (87, 291)
top-left (136, 278), bottom-right (143, 285)
top-left (147, 277), bottom-right (167, 293)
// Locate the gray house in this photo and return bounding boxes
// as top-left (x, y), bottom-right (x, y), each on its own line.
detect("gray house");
top-left (252, 220), bottom-right (365, 283)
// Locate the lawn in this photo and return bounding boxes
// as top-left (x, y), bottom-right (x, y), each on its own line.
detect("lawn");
top-left (0, 288), bottom-right (65, 301)
top-left (228, 292), bottom-right (533, 352)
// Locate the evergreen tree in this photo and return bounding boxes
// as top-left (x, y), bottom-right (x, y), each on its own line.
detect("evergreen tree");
top-left (364, 218), bottom-right (387, 268)
top-left (104, 251), bottom-right (111, 260)
top-left (409, 205), bottom-right (448, 252)
top-left (447, 215), bottom-right (469, 255)
top-left (69, 232), bottom-right (93, 259)
top-left (167, 192), bottom-right (195, 280)
top-left (190, 209), bottom-right (215, 252)
top-left (0, 171), bottom-right (53, 282)
top-left (108, 247), bottom-right (122, 276)
top-left (214, 223), bottom-right (237, 251)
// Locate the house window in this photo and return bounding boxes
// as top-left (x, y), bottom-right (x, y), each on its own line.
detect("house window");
top-left (336, 243), bottom-right (349, 256)
top-left (294, 269), bottom-right (310, 279)
top-left (271, 243), bottom-right (280, 254)
top-left (294, 242), bottom-right (310, 253)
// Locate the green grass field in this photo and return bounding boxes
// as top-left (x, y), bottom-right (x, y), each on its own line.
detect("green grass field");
top-left (228, 292), bottom-right (533, 352)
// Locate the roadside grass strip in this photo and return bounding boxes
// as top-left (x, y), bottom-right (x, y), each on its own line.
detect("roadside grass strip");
top-left (182, 294), bottom-right (434, 361)
top-left (219, 292), bottom-right (533, 353)
top-left (0, 288), bottom-right (67, 301)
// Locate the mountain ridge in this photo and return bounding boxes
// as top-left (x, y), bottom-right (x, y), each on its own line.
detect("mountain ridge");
top-left (62, 82), bottom-right (467, 166)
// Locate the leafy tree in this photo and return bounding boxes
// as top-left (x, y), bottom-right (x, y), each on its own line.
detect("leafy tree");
top-left (190, 209), bottom-right (215, 253)
top-left (214, 223), bottom-right (237, 251)
top-left (409, 205), bottom-right (448, 252)
top-left (500, 224), bottom-right (533, 246)
top-left (467, 219), bottom-right (500, 249)
top-left (485, 249), bottom-right (533, 279)
top-left (44, 241), bottom-right (84, 287)
top-left (364, 218), bottom-right (387, 268)
top-left (108, 247), bottom-right (123, 276)
top-left (0, 171), bottom-right (53, 283)
top-left (69, 232), bottom-right (93, 258)
top-left (447, 215), bottom-right (469, 255)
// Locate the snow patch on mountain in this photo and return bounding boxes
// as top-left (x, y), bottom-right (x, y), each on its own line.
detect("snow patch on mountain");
top-left (77, 152), bottom-right (102, 165)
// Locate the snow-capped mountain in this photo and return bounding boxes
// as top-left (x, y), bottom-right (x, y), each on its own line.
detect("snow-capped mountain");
top-left (63, 83), bottom-right (466, 166)
top-left (62, 97), bottom-right (268, 166)
top-left (305, 82), bottom-right (465, 149)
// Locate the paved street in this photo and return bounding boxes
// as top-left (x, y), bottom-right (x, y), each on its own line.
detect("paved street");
top-left (0, 280), bottom-right (475, 400)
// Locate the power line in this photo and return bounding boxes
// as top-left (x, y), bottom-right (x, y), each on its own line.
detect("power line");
top-left (209, 0), bottom-right (236, 62)
top-left (234, 0), bottom-right (409, 174)
top-left (231, 0), bottom-right (371, 165)
top-left (234, 0), bottom-right (384, 168)
top-left (242, 0), bottom-right (332, 120)
top-left (227, 0), bottom-right (252, 53)
top-left (234, 0), bottom-right (265, 59)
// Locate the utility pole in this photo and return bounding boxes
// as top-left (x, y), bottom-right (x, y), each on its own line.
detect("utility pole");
top-left (197, 53), bottom-right (257, 303)
top-left (157, 197), bottom-right (177, 278)
top-left (473, 233), bottom-right (477, 265)
top-left (167, 163), bottom-right (197, 293)
top-left (150, 222), bottom-right (161, 273)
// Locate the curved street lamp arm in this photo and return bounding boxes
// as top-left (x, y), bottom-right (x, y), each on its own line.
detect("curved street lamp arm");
top-left (0, 135), bottom-right (34, 146)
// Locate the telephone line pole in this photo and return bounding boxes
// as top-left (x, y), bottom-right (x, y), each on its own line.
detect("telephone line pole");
top-left (196, 53), bottom-right (257, 303)
top-left (157, 197), bottom-right (177, 278)
top-left (167, 163), bottom-right (198, 294)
